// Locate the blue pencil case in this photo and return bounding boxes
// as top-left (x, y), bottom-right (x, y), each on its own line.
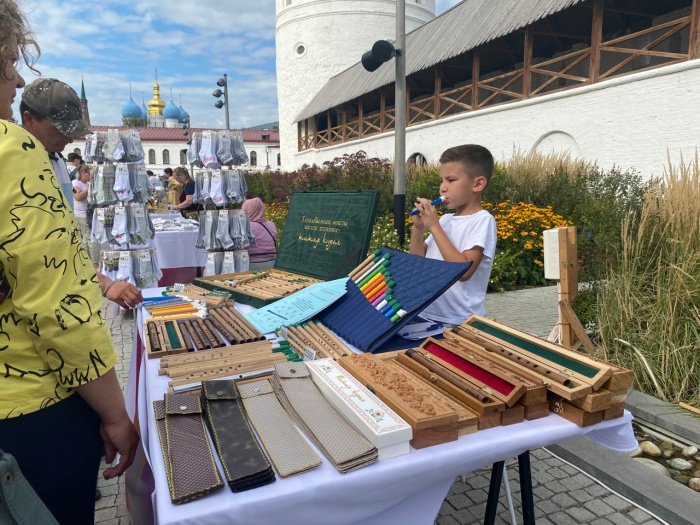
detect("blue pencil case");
top-left (316, 247), bottom-right (471, 353)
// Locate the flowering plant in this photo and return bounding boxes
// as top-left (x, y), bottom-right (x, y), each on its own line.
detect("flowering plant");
top-left (484, 201), bottom-right (571, 290)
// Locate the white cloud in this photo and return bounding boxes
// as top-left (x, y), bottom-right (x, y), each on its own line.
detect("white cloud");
top-left (13, 0), bottom-right (458, 128)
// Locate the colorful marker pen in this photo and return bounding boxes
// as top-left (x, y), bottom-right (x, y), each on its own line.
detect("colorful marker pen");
top-left (409, 196), bottom-right (446, 216)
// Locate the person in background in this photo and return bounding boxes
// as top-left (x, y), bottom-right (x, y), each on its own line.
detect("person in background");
top-left (171, 166), bottom-right (199, 216)
top-left (72, 164), bottom-right (97, 263)
top-left (147, 169), bottom-right (160, 189)
top-left (410, 144), bottom-right (497, 324)
top-left (242, 197), bottom-right (278, 270)
top-left (66, 151), bottom-right (82, 180)
top-left (0, 2), bottom-right (139, 523)
top-left (165, 166), bottom-right (181, 204)
top-left (21, 77), bottom-right (143, 310)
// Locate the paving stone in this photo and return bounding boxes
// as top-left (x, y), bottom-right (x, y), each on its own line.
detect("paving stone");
top-left (549, 467), bottom-right (571, 480)
top-left (545, 480), bottom-right (569, 494)
top-left (531, 448), bottom-right (551, 460)
top-left (438, 500), bottom-right (455, 516)
top-left (94, 506), bottom-right (118, 521)
top-left (451, 508), bottom-right (480, 524)
top-left (586, 483), bottom-right (613, 497)
top-left (602, 494), bottom-right (633, 512)
top-left (550, 492), bottom-right (577, 508)
top-left (569, 488), bottom-right (595, 504)
top-left (96, 519), bottom-right (120, 525)
top-left (535, 498), bottom-right (561, 516)
top-left (566, 506), bottom-right (598, 522)
top-left (584, 497), bottom-right (616, 517)
top-left (532, 485), bottom-right (555, 501)
top-left (436, 515), bottom-right (461, 525)
top-left (591, 519), bottom-right (614, 525)
top-left (560, 476), bottom-right (587, 491)
top-left (446, 493), bottom-right (470, 510)
top-left (606, 513), bottom-right (636, 525)
top-left (467, 474), bottom-right (491, 490)
top-left (468, 488), bottom-right (488, 504)
top-left (95, 494), bottom-right (117, 510)
top-left (547, 510), bottom-right (579, 525)
top-left (626, 508), bottom-right (656, 523)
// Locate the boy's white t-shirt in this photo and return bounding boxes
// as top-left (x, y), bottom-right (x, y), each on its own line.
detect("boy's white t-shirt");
top-left (71, 179), bottom-right (88, 218)
top-left (420, 209), bottom-right (497, 324)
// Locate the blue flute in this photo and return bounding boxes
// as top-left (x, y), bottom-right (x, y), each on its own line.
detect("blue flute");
top-left (409, 196), bottom-right (445, 216)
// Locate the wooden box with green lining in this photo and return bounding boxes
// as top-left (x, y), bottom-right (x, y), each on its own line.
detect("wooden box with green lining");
top-left (194, 190), bottom-right (378, 308)
top-left (460, 315), bottom-right (614, 395)
top-left (145, 319), bottom-right (190, 359)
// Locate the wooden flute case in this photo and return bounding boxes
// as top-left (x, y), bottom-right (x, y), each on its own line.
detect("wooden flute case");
top-left (447, 316), bottom-right (633, 426)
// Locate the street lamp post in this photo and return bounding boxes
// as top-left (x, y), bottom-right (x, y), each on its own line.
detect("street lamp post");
top-left (394, 0), bottom-right (406, 247)
top-left (361, 1), bottom-right (407, 246)
top-left (212, 73), bottom-right (230, 130)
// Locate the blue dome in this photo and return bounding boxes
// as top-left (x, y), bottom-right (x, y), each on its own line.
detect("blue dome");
top-left (121, 97), bottom-right (142, 119)
top-left (163, 98), bottom-right (181, 120)
top-left (178, 105), bottom-right (189, 124)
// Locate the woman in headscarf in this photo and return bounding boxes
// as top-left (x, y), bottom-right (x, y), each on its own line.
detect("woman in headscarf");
top-left (242, 197), bottom-right (278, 270)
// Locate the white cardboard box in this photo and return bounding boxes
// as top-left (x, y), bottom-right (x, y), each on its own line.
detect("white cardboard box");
top-left (307, 359), bottom-right (412, 460)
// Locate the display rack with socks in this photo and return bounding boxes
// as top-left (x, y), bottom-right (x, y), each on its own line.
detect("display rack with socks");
top-left (84, 129), bottom-right (161, 288)
top-left (187, 130), bottom-right (252, 277)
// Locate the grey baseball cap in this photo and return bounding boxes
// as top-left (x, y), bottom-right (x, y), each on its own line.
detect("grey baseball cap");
top-left (21, 78), bottom-right (90, 138)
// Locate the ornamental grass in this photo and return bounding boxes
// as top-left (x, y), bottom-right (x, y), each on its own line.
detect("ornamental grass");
top-left (595, 154), bottom-right (700, 404)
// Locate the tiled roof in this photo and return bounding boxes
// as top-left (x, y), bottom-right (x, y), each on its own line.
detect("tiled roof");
top-left (88, 125), bottom-right (279, 144)
top-left (296, 0), bottom-right (586, 121)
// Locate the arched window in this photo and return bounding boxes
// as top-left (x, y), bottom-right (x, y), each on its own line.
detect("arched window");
top-left (148, 149), bottom-right (156, 165)
top-left (162, 150), bottom-right (170, 165)
top-left (250, 151), bottom-right (257, 166)
top-left (277, 153), bottom-right (281, 166)
top-left (407, 152), bottom-right (427, 167)
top-left (180, 149), bottom-right (187, 165)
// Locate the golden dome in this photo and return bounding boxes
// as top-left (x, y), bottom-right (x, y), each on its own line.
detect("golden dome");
top-left (147, 79), bottom-right (166, 116)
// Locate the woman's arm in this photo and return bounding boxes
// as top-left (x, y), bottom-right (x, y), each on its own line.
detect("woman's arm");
top-left (74, 369), bottom-right (139, 479)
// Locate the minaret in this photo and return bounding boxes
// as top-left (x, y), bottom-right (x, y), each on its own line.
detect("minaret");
top-left (80, 77), bottom-right (91, 126)
top-left (275, 0), bottom-right (435, 169)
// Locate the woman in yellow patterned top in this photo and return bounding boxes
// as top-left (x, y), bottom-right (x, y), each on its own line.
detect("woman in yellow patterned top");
top-left (0, 2), bottom-right (138, 523)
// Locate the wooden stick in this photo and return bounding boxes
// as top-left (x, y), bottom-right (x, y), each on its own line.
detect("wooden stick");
top-left (679, 402), bottom-right (700, 416)
top-left (348, 251), bottom-right (378, 280)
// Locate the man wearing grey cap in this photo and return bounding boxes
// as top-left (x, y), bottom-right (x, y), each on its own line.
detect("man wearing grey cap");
top-left (20, 78), bottom-right (143, 310)
top-left (20, 77), bottom-right (89, 210)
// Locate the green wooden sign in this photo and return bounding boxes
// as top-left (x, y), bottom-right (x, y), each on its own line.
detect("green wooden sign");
top-left (276, 191), bottom-right (378, 280)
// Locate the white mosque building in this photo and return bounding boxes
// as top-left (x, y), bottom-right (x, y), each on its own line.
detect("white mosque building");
top-left (276, 0), bottom-right (700, 178)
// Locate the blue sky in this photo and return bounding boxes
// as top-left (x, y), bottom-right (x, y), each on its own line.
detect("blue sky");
top-left (14, 0), bottom-right (461, 129)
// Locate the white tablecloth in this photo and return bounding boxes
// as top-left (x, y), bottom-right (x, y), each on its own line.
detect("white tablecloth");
top-left (126, 289), bottom-right (637, 525)
top-left (153, 230), bottom-right (207, 269)
top-left (150, 212), bottom-right (183, 221)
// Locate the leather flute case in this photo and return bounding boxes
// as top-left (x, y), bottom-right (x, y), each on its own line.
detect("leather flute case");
top-left (153, 393), bottom-right (224, 504)
top-left (201, 380), bottom-right (275, 492)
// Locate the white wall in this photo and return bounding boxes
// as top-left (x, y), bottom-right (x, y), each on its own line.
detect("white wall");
top-left (275, 0), bottom-right (435, 170)
top-left (290, 60), bottom-right (700, 180)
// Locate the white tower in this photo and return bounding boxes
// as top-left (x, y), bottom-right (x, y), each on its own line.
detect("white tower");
top-left (275, 0), bottom-right (435, 169)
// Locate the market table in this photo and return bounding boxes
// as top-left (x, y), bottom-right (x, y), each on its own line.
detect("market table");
top-left (152, 230), bottom-right (207, 286)
top-left (124, 289), bottom-right (637, 525)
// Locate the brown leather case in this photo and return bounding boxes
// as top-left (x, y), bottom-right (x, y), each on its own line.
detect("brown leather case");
top-left (154, 393), bottom-right (224, 504)
top-left (201, 380), bottom-right (275, 491)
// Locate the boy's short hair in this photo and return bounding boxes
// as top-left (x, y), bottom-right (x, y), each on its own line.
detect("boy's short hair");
top-left (67, 152), bottom-right (82, 163)
top-left (439, 144), bottom-right (494, 182)
top-left (163, 167), bottom-right (173, 175)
